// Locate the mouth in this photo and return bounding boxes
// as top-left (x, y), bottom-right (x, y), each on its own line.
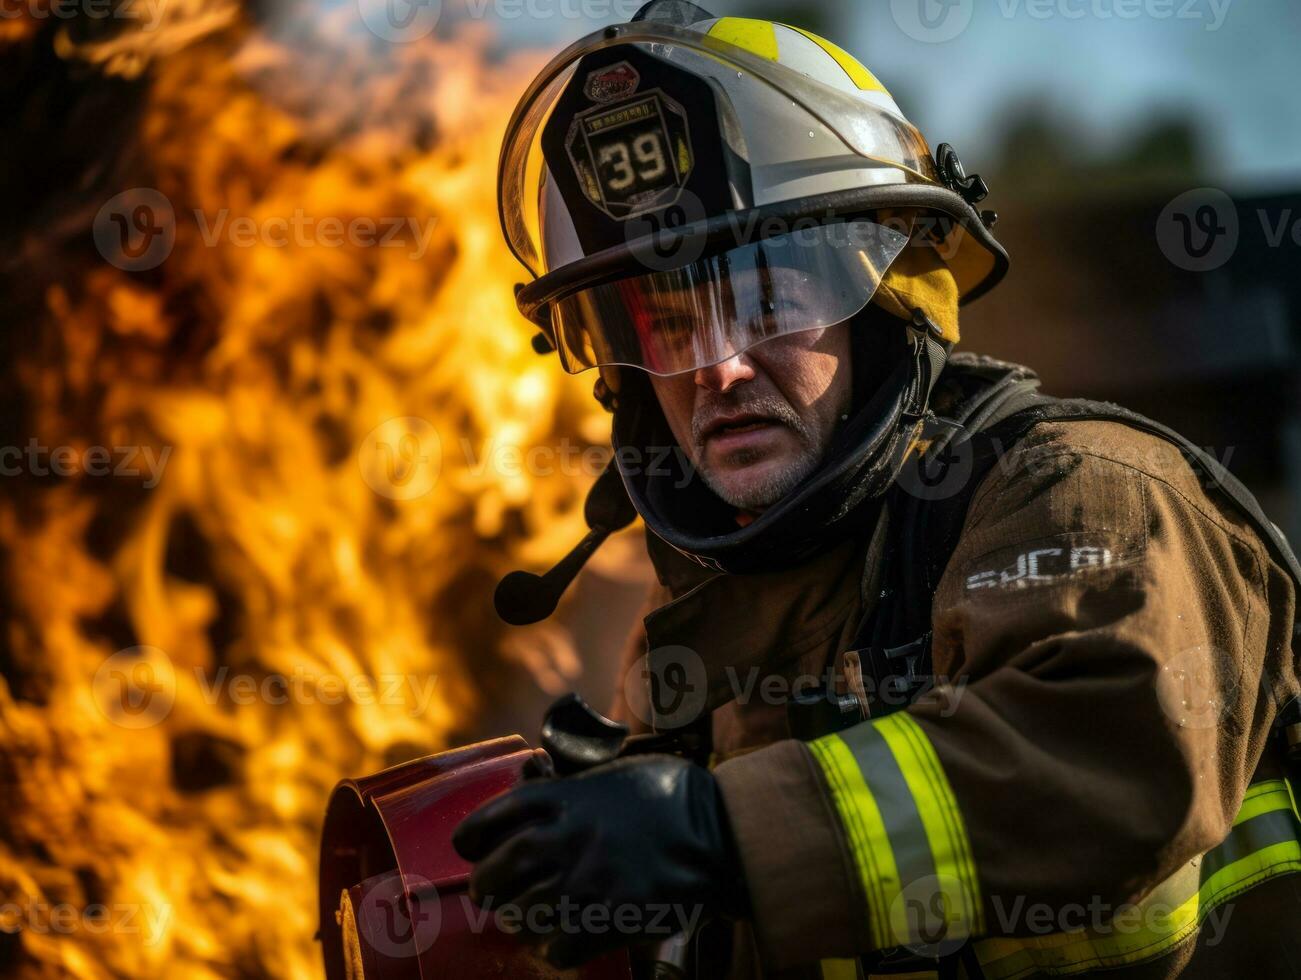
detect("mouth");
top-left (700, 412), bottom-right (783, 446)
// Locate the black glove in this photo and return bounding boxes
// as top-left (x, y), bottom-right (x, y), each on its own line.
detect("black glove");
top-left (451, 753), bottom-right (749, 968)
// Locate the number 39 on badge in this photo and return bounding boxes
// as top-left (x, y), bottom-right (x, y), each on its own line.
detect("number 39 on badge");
top-left (564, 61), bottom-right (694, 221)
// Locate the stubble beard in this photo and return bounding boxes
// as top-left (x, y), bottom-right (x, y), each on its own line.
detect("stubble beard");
top-left (690, 394), bottom-right (821, 512)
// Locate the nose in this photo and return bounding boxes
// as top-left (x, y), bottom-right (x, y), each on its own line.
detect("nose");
top-left (694, 353), bottom-right (755, 393)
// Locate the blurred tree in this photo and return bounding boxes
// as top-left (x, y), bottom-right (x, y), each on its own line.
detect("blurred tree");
top-left (988, 99), bottom-right (1208, 202)
top-left (708, 0), bottom-right (845, 38)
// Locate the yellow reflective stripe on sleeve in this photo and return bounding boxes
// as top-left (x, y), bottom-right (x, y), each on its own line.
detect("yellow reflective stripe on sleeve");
top-left (809, 734), bottom-right (902, 950)
top-left (876, 713), bottom-right (984, 936)
top-left (707, 17), bottom-right (780, 62)
top-left (975, 779), bottom-right (1301, 979)
top-left (810, 714), bottom-right (982, 950)
top-left (783, 24), bottom-right (888, 93)
top-left (819, 957), bottom-right (861, 980)
top-left (1233, 779), bottom-right (1292, 826)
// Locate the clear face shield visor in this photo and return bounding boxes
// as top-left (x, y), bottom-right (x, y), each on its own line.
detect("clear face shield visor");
top-left (551, 219), bottom-right (910, 376)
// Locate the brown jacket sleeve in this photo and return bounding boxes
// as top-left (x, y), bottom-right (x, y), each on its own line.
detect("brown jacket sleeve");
top-left (714, 420), bottom-right (1299, 968)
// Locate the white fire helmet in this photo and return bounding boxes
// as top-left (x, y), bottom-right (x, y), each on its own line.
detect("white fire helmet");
top-left (499, 1), bottom-right (1008, 378)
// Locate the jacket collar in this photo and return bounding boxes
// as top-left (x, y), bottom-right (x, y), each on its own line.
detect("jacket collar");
top-left (640, 508), bottom-right (888, 731)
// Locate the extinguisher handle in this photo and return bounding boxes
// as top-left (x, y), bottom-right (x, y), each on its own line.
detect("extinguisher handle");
top-left (537, 693), bottom-right (631, 776)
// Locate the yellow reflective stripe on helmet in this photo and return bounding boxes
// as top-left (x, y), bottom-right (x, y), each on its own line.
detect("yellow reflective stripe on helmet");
top-left (975, 779), bottom-right (1301, 979)
top-left (810, 713), bottom-right (982, 951)
top-left (783, 24), bottom-right (888, 94)
top-left (707, 17), bottom-right (780, 62)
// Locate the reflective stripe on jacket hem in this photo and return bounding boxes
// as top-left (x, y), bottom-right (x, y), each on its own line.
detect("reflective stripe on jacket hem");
top-left (974, 778), bottom-right (1301, 978)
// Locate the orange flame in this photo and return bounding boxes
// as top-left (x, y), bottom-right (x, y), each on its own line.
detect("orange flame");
top-left (0, 5), bottom-right (631, 977)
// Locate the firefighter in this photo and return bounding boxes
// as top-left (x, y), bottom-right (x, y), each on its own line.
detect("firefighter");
top-left (453, 2), bottom-right (1301, 977)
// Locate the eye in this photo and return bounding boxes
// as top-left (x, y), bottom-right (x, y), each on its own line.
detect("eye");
top-left (647, 315), bottom-right (696, 350)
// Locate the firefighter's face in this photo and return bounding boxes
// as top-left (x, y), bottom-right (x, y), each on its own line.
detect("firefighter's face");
top-left (649, 324), bottom-right (853, 513)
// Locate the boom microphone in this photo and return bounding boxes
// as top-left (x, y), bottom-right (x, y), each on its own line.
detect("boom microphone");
top-left (494, 463), bottom-right (638, 626)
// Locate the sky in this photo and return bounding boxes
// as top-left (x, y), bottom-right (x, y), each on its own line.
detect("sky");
top-left (480, 0), bottom-right (1301, 192)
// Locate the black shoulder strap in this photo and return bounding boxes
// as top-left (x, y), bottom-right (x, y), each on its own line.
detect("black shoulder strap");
top-left (854, 355), bottom-right (1301, 718)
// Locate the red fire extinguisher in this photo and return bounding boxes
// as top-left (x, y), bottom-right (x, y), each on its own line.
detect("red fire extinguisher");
top-left (317, 733), bottom-right (632, 980)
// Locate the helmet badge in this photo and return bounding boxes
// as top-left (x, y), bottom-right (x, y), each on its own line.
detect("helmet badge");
top-left (584, 62), bottom-right (641, 103)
